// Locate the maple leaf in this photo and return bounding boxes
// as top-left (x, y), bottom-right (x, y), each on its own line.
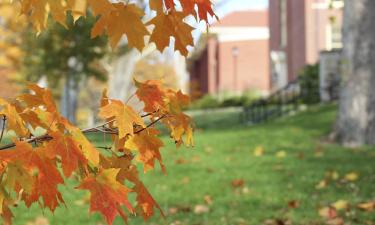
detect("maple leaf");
top-left (135, 80), bottom-right (166, 113)
top-left (45, 131), bottom-right (88, 177)
top-left (179, 0), bottom-right (217, 22)
top-left (25, 84), bottom-right (57, 113)
top-left (19, 0), bottom-right (68, 33)
top-left (147, 11), bottom-right (194, 56)
top-left (0, 141), bottom-right (65, 211)
top-left (125, 128), bottom-right (165, 173)
top-left (67, 0), bottom-right (87, 22)
top-left (163, 112), bottom-right (194, 147)
top-left (62, 119), bottom-right (100, 166)
top-left (99, 99), bottom-right (145, 139)
top-left (100, 154), bottom-right (137, 183)
top-left (77, 169), bottom-right (133, 225)
top-left (0, 99), bottom-right (29, 137)
top-left (133, 182), bottom-right (164, 221)
top-left (91, 2), bottom-right (149, 50)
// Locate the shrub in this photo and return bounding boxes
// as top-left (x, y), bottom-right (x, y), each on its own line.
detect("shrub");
top-left (190, 95), bottom-right (220, 109)
top-left (298, 63), bottom-right (320, 104)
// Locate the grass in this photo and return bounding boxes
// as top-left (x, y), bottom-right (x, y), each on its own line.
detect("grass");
top-left (9, 104), bottom-right (375, 225)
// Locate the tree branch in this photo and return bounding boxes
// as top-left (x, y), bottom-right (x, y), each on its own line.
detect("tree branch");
top-left (0, 113), bottom-right (166, 151)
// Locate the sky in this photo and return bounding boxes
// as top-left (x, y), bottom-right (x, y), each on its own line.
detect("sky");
top-left (216, 0), bottom-right (269, 17)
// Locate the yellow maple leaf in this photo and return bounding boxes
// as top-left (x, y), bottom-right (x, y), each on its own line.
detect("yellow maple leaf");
top-left (332, 200), bottom-right (349, 211)
top-left (19, 0), bottom-right (68, 33)
top-left (0, 98), bottom-right (29, 137)
top-left (344, 172), bottom-right (359, 182)
top-left (276, 150), bottom-right (287, 158)
top-left (147, 11), bottom-right (194, 56)
top-left (253, 146), bottom-right (264, 157)
top-left (99, 99), bottom-right (145, 139)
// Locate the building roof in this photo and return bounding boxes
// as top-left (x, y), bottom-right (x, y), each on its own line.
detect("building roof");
top-left (212, 10), bottom-right (268, 27)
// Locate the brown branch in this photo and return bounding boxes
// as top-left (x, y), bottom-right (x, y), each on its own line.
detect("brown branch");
top-left (0, 116), bottom-right (6, 144)
top-left (0, 113), bottom-right (166, 151)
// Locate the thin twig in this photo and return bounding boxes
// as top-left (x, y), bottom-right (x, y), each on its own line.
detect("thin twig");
top-left (0, 116), bottom-right (6, 144)
top-left (0, 113), bottom-right (166, 151)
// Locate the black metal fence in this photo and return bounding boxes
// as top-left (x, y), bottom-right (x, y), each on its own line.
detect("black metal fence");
top-left (241, 79), bottom-right (310, 124)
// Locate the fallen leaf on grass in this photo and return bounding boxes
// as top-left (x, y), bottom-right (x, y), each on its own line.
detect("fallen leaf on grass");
top-left (316, 180), bottom-right (328, 189)
top-left (26, 216), bottom-right (50, 225)
top-left (332, 200), bottom-right (349, 211)
top-left (344, 172), bottom-right (359, 182)
top-left (276, 151), bottom-right (286, 158)
top-left (204, 195), bottom-right (213, 205)
top-left (175, 158), bottom-right (188, 164)
top-left (357, 201), bottom-right (375, 212)
top-left (231, 179), bottom-right (245, 188)
top-left (326, 217), bottom-right (344, 225)
top-left (194, 204), bottom-right (210, 214)
top-left (319, 206), bottom-right (337, 219)
top-left (288, 200), bottom-right (300, 209)
top-left (168, 205), bottom-right (192, 215)
top-left (253, 146), bottom-right (264, 157)
top-left (180, 176), bottom-right (190, 184)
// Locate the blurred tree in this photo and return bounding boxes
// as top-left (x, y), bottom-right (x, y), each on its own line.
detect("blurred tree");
top-left (336, 0), bottom-right (375, 146)
top-left (21, 12), bottom-right (108, 124)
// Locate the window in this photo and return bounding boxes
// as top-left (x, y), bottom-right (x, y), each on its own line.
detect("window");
top-left (280, 0), bottom-right (287, 48)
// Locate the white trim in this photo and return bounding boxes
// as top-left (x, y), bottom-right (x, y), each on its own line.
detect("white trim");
top-left (311, 0), bottom-right (344, 10)
top-left (209, 27), bottom-right (269, 42)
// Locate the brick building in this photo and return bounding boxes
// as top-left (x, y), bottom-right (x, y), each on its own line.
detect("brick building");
top-left (269, 0), bottom-right (343, 89)
top-left (188, 10), bottom-right (270, 97)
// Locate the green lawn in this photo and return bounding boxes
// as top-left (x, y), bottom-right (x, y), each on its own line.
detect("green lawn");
top-left (10, 105), bottom-right (375, 225)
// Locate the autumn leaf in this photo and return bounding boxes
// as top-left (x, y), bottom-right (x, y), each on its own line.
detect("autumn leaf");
top-left (0, 99), bottom-right (29, 137)
top-left (276, 150), bottom-right (287, 158)
top-left (319, 206), bottom-right (337, 219)
top-left (331, 200), bottom-right (349, 211)
top-left (62, 119), bottom-right (100, 166)
top-left (253, 146), bottom-right (264, 157)
top-left (357, 201), bottom-right (375, 212)
top-left (91, 3), bottom-right (149, 50)
top-left (125, 128), bottom-right (165, 173)
top-left (0, 141), bottom-right (65, 211)
top-left (179, 0), bottom-right (218, 22)
top-left (147, 11), bottom-right (194, 56)
top-left (133, 182), bottom-right (164, 221)
top-left (19, 0), bottom-right (68, 33)
top-left (344, 172), bottom-right (359, 182)
top-left (77, 169), bottom-right (133, 225)
top-left (135, 79), bottom-right (166, 113)
top-left (99, 99), bottom-right (145, 139)
top-left (45, 131), bottom-right (88, 177)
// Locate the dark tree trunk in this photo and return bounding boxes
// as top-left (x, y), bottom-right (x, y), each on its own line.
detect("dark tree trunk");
top-left (336, 0), bottom-right (375, 146)
top-left (61, 74), bottom-right (80, 124)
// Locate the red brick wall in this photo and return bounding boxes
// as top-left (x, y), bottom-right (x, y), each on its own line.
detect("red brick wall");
top-left (269, 0), bottom-right (343, 81)
top-left (217, 40), bottom-right (270, 93)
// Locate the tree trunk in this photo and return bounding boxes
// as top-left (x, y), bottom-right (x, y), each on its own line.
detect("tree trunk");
top-left (336, 0), bottom-right (375, 147)
top-left (61, 74), bottom-right (80, 124)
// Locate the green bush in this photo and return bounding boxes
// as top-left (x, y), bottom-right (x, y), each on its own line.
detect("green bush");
top-left (190, 95), bottom-right (220, 110)
top-left (298, 63), bottom-right (320, 104)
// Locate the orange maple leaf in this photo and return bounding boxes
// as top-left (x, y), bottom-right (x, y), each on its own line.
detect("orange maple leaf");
top-left (147, 11), bottom-right (194, 56)
top-left (179, 0), bottom-right (217, 22)
top-left (133, 182), bottom-right (164, 221)
top-left (135, 80), bottom-right (166, 113)
top-left (91, 2), bottom-right (149, 50)
top-left (77, 169), bottom-right (133, 225)
top-left (125, 128), bottom-right (165, 173)
top-left (0, 141), bottom-right (65, 212)
top-left (45, 131), bottom-right (88, 177)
